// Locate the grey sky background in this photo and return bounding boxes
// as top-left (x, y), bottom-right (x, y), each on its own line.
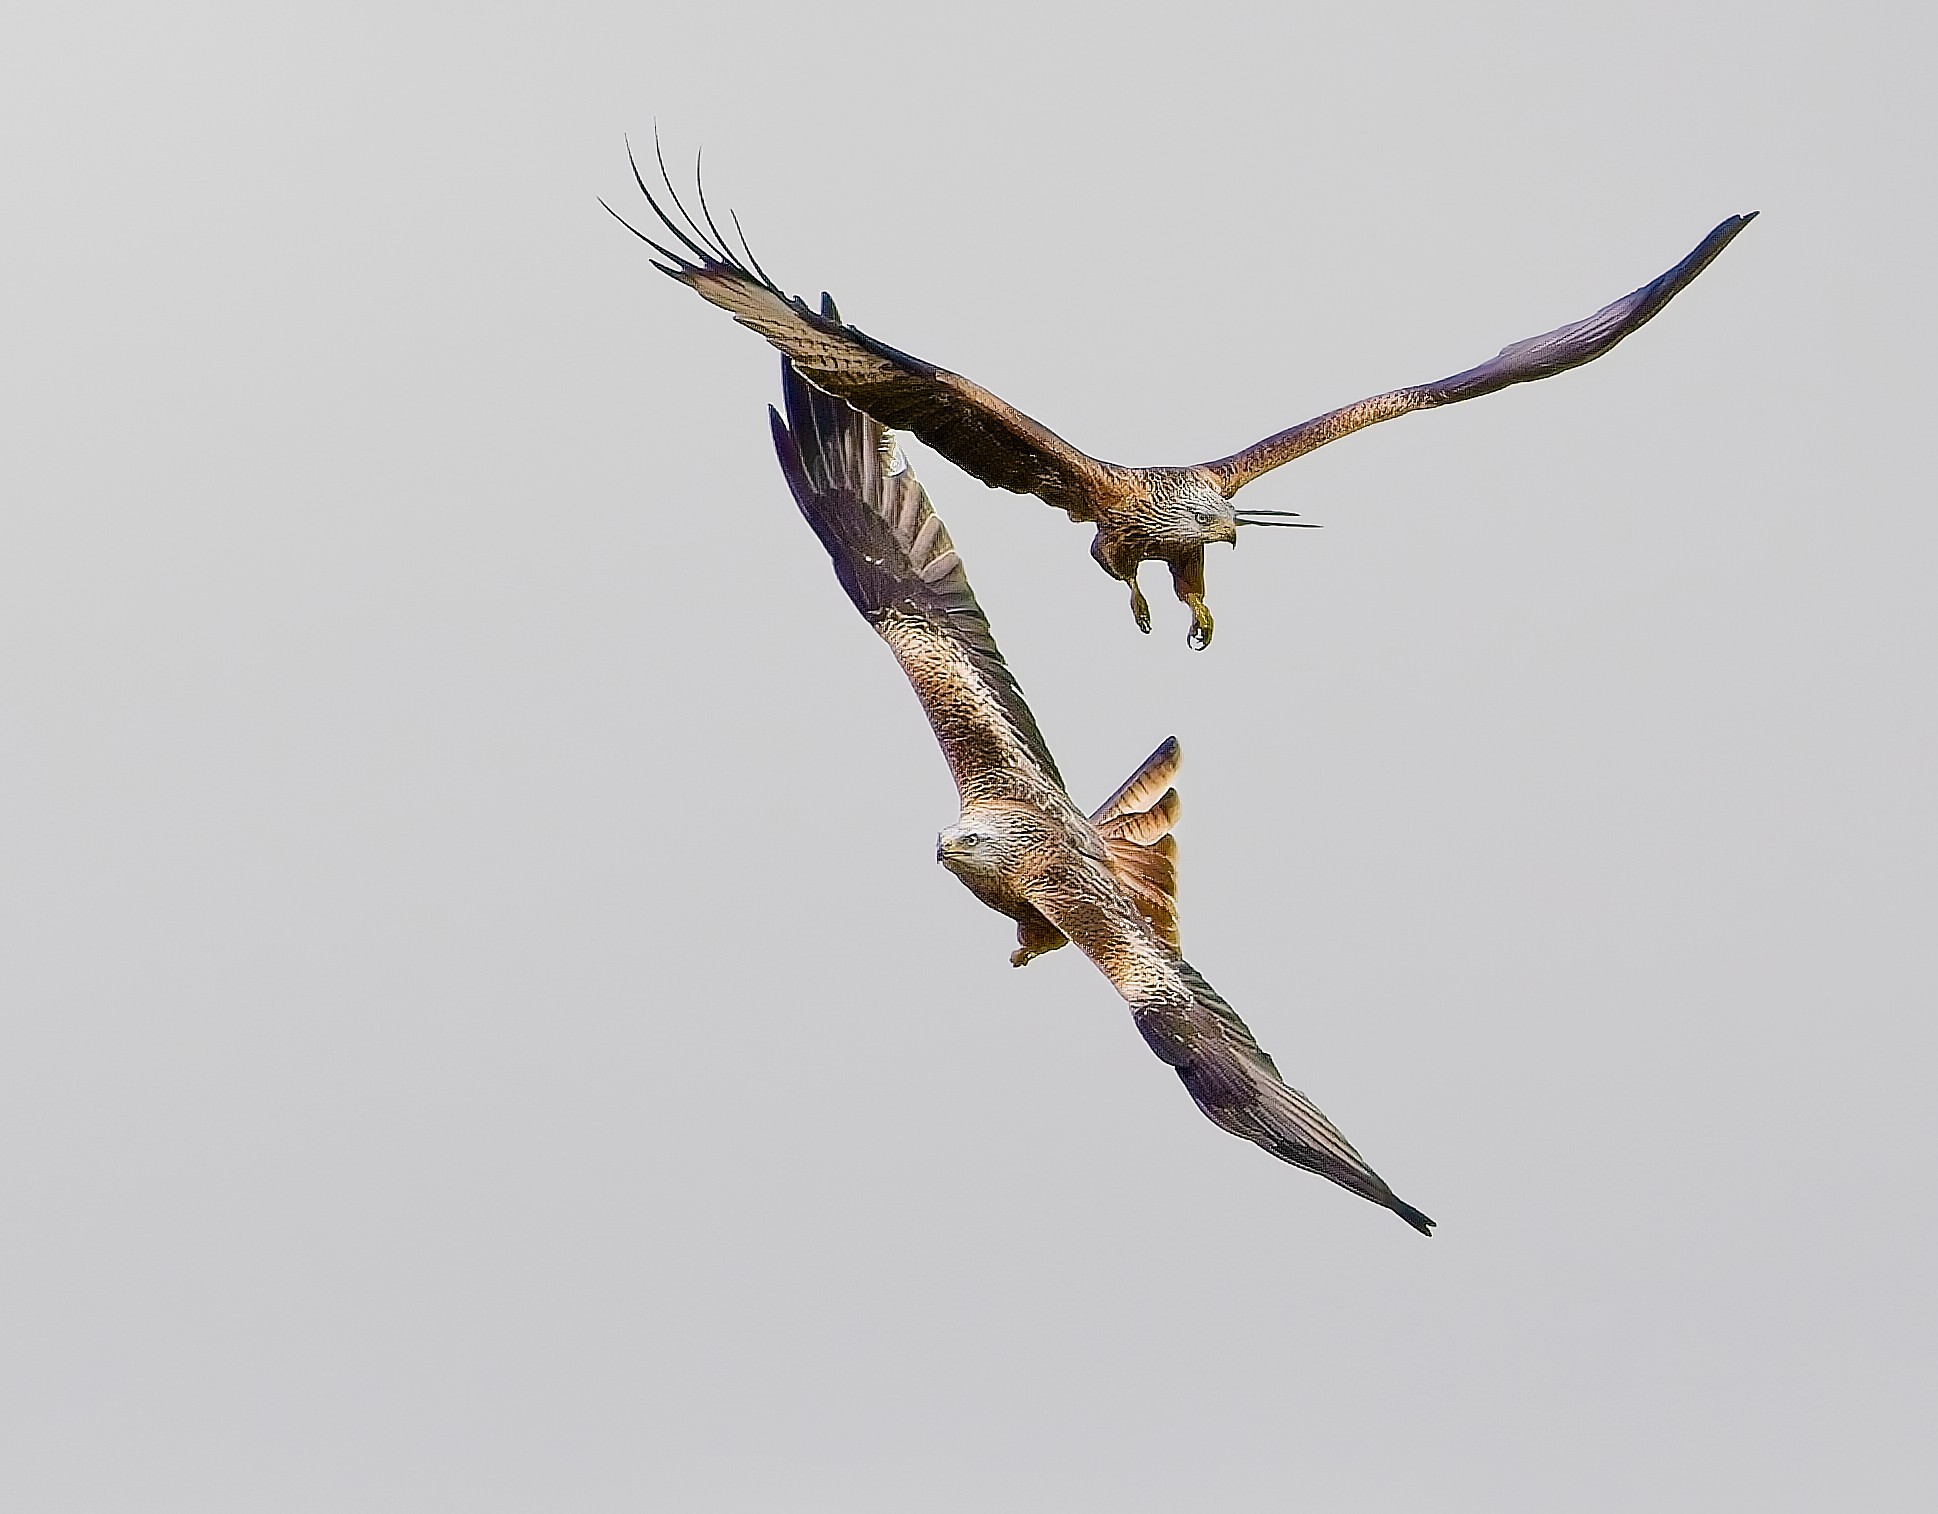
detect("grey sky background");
top-left (5, 2), bottom-right (1934, 1509)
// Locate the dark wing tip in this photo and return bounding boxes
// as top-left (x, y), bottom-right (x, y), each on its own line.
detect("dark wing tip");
top-left (768, 401), bottom-right (813, 519)
top-left (1701, 210), bottom-right (1759, 253)
top-left (1389, 1197), bottom-right (1436, 1236)
top-left (1419, 210), bottom-right (1759, 403)
top-left (607, 133), bottom-right (792, 299)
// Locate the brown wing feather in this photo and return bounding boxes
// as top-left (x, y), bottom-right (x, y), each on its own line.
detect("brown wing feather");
top-left (606, 143), bottom-right (1117, 517)
top-left (770, 362), bottom-right (1064, 803)
top-left (1206, 213), bottom-right (1757, 493)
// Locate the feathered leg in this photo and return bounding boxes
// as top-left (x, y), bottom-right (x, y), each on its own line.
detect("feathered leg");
top-left (1093, 534), bottom-right (1152, 634)
top-left (1169, 548), bottom-right (1214, 651)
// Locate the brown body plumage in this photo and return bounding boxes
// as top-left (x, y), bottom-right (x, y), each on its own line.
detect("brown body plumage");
top-left (611, 142), bottom-right (1754, 647)
top-left (770, 360), bottom-right (1433, 1234)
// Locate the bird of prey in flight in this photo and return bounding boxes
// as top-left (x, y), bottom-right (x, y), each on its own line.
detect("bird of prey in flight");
top-left (769, 359), bottom-right (1434, 1234)
top-left (609, 141), bottom-right (1755, 648)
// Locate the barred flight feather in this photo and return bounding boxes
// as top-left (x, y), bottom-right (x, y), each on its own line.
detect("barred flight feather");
top-left (1097, 789), bottom-right (1181, 846)
top-left (1092, 738), bottom-right (1183, 827)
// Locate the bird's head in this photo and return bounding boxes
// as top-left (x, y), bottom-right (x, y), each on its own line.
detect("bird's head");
top-left (1151, 473), bottom-right (1240, 549)
top-left (935, 803), bottom-right (1048, 883)
top-left (1150, 470), bottom-right (1316, 549)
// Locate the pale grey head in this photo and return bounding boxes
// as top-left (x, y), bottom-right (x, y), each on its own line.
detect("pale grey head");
top-left (1145, 469), bottom-right (1310, 551)
top-left (935, 803), bottom-right (1051, 886)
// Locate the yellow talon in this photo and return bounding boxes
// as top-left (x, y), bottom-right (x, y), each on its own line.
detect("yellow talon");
top-left (1185, 594), bottom-right (1215, 651)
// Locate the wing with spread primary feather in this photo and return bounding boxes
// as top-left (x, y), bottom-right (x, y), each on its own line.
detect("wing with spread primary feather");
top-left (769, 361), bottom-right (1065, 804)
top-left (611, 140), bottom-right (1116, 517)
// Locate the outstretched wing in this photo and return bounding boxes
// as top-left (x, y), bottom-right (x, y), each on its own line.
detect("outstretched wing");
top-left (1206, 213), bottom-right (1757, 492)
top-left (1032, 887), bottom-right (1433, 1234)
top-left (609, 141), bottom-right (1118, 518)
top-left (769, 360), bottom-right (1065, 803)
top-left (1145, 962), bottom-right (1434, 1234)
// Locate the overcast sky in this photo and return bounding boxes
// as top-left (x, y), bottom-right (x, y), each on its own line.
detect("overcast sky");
top-left (5, 2), bottom-right (1934, 1510)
